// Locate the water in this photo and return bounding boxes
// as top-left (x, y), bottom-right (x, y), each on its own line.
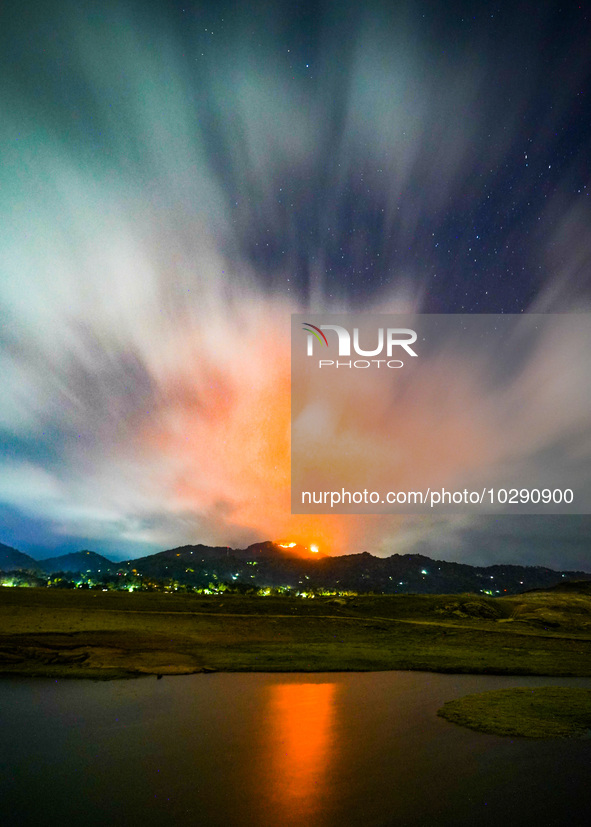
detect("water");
top-left (1, 671), bottom-right (590, 826)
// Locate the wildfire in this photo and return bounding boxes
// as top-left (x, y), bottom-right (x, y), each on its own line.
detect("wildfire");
top-left (276, 541), bottom-right (321, 557)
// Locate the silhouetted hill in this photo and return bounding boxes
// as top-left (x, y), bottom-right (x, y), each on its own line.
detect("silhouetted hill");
top-left (0, 542), bottom-right (38, 572)
top-left (122, 541), bottom-right (318, 579)
top-left (36, 550), bottom-right (116, 574)
top-left (3, 536), bottom-right (590, 595)
top-left (121, 542), bottom-right (591, 596)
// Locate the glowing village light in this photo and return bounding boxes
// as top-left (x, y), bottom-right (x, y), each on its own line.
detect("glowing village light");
top-left (310, 544), bottom-right (319, 554)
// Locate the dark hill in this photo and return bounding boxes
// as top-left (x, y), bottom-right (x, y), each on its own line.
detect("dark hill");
top-left (36, 550), bottom-right (116, 574)
top-left (122, 541), bottom-right (315, 582)
top-left (2, 536), bottom-right (590, 595)
top-left (121, 542), bottom-right (591, 596)
top-left (0, 542), bottom-right (38, 572)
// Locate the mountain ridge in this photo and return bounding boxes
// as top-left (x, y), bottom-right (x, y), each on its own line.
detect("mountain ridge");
top-left (2, 539), bottom-right (590, 595)
top-left (0, 542), bottom-right (38, 572)
top-left (36, 550), bottom-right (118, 574)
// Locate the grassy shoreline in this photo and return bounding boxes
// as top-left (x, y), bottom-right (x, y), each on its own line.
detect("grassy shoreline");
top-left (1, 586), bottom-right (591, 680)
top-left (438, 687), bottom-right (591, 738)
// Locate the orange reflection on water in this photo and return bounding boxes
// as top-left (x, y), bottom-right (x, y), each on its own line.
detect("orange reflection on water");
top-left (266, 682), bottom-right (338, 821)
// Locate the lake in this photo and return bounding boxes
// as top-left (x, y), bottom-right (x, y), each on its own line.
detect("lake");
top-left (1, 671), bottom-right (590, 826)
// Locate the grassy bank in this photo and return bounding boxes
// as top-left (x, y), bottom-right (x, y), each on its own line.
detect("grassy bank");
top-left (438, 686), bottom-right (591, 738)
top-left (1, 587), bottom-right (590, 679)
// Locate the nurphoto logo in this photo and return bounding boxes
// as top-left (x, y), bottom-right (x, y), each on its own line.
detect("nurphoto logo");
top-left (302, 322), bottom-right (418, 368)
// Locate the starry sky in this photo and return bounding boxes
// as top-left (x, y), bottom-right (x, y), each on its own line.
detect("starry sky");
top-left (1, 0), bottom-right (590, 566)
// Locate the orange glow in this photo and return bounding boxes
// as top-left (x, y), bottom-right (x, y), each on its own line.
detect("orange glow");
top-left (266, 682), bottom-right (338, 820)
top-left (139, 313), bottom-right (358, 552)
top-left (137, 304), bottom-right (509, 555)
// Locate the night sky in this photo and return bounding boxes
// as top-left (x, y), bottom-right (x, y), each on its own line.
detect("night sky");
top-left (1, 0), bottom-right (590, 567)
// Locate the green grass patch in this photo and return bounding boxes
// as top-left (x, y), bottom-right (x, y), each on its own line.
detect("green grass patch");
top-left (438, 686), bottom-right (591, 738)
